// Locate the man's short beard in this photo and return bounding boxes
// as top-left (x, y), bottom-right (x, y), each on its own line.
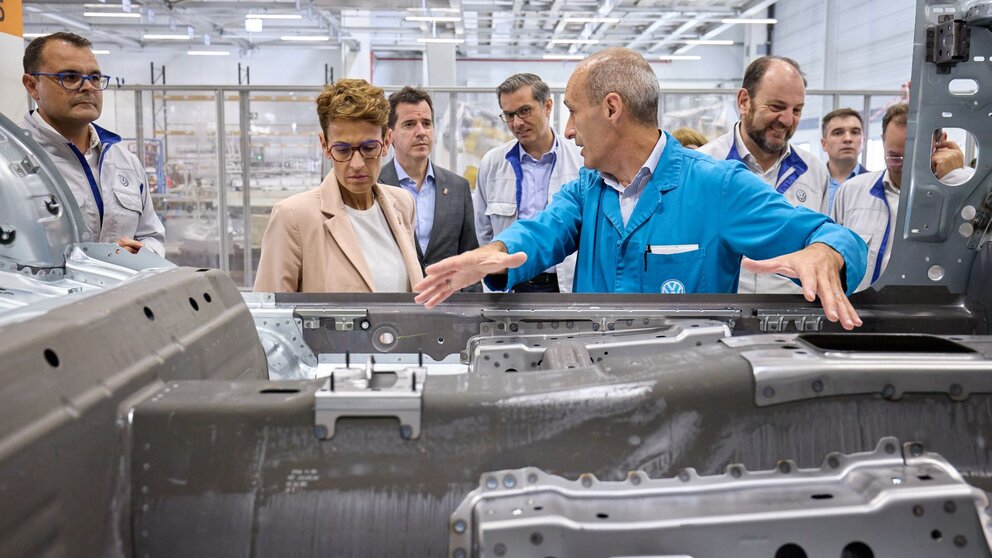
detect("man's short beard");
top-left (744, 120), bottom-right (789, 156)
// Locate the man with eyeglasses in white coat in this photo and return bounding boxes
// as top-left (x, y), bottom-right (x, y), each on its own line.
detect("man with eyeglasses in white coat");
top-left (831, 103), bottom-right (974, 292)
top-left (21, 32), bottom-right (165, 256)
top-left (473, 73), bottom-right (583, 293)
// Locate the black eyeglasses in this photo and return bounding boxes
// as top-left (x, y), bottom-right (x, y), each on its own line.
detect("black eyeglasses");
top-left (328, 140), bottom-right (385, 162)
top-left (499, 105), bottom-right (535, 123)
top-left (30, 72), bottom-right (111, 91)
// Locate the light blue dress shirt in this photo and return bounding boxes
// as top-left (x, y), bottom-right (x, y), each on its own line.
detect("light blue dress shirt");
top-left (602, 132), bottom-right (667, 227)
top-left (395, 159), bottom-right (436, 256)
top-left (517, 139), bottom-right (558, 220)
top-left (827, 162), bottom-right (868, 213)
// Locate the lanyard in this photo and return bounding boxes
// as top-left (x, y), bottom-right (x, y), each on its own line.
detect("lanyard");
top-left (727, 140), bottom-right (808, 195)
top-left (868, 173), bottom-right (892, 284)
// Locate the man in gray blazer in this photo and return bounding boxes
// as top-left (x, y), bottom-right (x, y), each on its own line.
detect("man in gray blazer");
top-left (379, 86), bottom-right (479, 271)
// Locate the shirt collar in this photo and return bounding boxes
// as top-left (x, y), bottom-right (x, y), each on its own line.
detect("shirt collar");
top-left (601, 130), bottom-right (666, 190)
top-left (394, 158), bottom-right (435, 184)
top-left (518, 133), bottom-right (558, 163)
top-left (31, 110), bottom-right (100, 153)
top-left (733, 121), bottom-right (792, 169)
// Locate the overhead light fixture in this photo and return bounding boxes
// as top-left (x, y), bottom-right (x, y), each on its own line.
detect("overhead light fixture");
top-left (685, 39), bottom-right (734, 45)
top-left (543, 54), bottom-right (584, 60)
top-left (92, 49), bottom-right (111, 54)
top-left (188, 50), bottom-right (231, 56)
top-left (549, 39), bottom-right (599, 45)
top-left (245, 14), bottom-right (303, 20)
top-left (280, 35), bottom-right (330, 41)
top-left (83, 11), bottom-right (141, 18)
top-left (406, 16), bottom-right (462, 22)
top-left (143, 34), bottom-right (191, 40)
top-left (23, 32), bottom-right (48, 38)
top-left (245, 18), bottom-right (263, 32)
top-left (721, 18), bottom-right (777, 24)
top-left (83, 3), bottom-right (129, 7)
top-left (562, 17), bottom-right (620, 24)
top-left (416, 38), bottom-right (465, 44)
top-left (659, 55), bottom-right (702, 61)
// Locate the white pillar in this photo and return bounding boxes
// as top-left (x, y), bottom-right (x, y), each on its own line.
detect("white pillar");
top-left (422, 42), bottom-right (456, 87)
top-left (0, 0), bottom-right (27, 119)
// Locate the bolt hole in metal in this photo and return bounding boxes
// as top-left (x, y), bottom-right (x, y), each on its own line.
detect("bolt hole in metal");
top-left (143, 306), bottom-right (155, 321)
top-left (842, 541), bottom-right (875, 557)
top-left (44, 348), bottom-right (60, 367)
top-left (189, 297), bottom-right (199, 311)
top-left (203, 292), bottom-right (212, 303)
top-left (775, 543), bottom-right (807, 558)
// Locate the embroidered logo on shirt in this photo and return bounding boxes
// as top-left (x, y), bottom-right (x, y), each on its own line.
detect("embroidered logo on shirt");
top-left (119, 175), bottom-right (130, 188)
top-left (796, 188), bottom-right (807, 203)
top-left (660, 279), bottom-right (686, 294)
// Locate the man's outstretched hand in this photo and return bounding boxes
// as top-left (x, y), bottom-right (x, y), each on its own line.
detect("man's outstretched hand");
top-left (414, 243), bottom-right (527, 308)
top-left (742, 242), bottom-right (863, 330)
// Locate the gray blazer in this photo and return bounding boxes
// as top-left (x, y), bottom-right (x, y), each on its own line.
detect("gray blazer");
top-left (378, 159), bottom-right (479, 268)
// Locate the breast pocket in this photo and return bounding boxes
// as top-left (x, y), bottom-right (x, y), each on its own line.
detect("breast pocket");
top-left (110, 187), bottom-right (143, 240)
top-left (484, 201), bottom-right (517, 236)
top-left (642, 247), bottom-right (707, 294)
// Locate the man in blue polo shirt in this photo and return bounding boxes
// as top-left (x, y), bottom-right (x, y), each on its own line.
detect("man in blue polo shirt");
top-left (415, 48), bottom-right (867, 331)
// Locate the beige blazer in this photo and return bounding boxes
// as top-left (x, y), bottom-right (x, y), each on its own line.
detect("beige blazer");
top-left (253, 173), bottom-right (424, 292)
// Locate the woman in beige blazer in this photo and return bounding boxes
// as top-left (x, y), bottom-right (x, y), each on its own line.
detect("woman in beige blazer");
top-left (254, 79), bottom-right (423, 293)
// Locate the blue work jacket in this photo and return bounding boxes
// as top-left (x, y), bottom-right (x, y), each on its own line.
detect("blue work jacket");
top-left (492, 133), bottom-right (867, 295)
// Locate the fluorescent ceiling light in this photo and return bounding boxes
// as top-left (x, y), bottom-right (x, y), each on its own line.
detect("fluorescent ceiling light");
top-left (659, 55), bottom-right (702, 61)
top-left (83, 11), bottom-right (141, 18)
top-left (188, 50), bottom-right (231, 56)
top-left (245, 18), bottom-right (263, 32)
top-left (245, 14), bottom-right (302, 20)
top-left (543, 54), bottom-right (584, 60)
top-left (549, 39), bottom-right (599, 45)
top-left (721, 18), bottom-right (777, 24)
top-left (562, 17), bottom-right (620, 24)
top-left (143, 33), bottom-right (190, 40)
top-left (406, 16), bottom-right (462, 22)
top-left (83, 3), bottom-right (130, 7)
top-left (685, 39), bottom-right (734, 45)
top-left (280, 35), bottom-right (330, 41)
top-left (406, 7), bottom-right (460, 12)
top-left (92, 49), bottom-right (111, 54)
top-left (416, 38), bottom-right (464, 44)
top-left (23, 32), bottom-right (48, 38)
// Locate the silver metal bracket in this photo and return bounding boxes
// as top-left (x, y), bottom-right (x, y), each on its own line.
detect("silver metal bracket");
top-left (926, 15), bottom-right (970, 73)
top-left (727, 333), bottom-right (992, 406)
top-left (470, 318), bottom-right (731, 373)
top-left (9, 155), bottom-right (40, 177)
top-left (449, 437), bottom-right (992, 558)
top-left (313, 358), bottom-right (424, 440)
top-left (757, 308), bottom-right (824, 332)
top-left (296, 307), bottom-right (368, 331)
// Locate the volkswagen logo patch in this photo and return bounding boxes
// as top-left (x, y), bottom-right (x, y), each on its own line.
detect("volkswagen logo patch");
top-left (119, 175), bottom-right (130, 188)
top-left (660, 279), bottom-right (686, 294)
top-left (796, 188), bottom-right (807, 203)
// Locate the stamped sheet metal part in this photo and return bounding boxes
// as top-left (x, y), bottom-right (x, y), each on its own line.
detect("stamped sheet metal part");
top-left (313, 360), bottom-right (425, 439)
top-left (728, 333), bottom-right (992, 405)
top-left (0, 267), bottom-right (267, 558)
top-left (0, 112), bottom-right (82, 278)
top-left (450, 438), bottom-right (992, 558)
top-left (878, 0), bottom-right (992, 293)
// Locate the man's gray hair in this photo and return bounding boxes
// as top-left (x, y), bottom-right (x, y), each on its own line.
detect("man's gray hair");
top-left (496, 73), bottom-right (551, 104)
top-left (579, 48), bottom-right (660, 127)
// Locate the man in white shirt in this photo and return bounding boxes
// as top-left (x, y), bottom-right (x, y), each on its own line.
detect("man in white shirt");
top-left (698, 56), bottom-right (830, 295)
top-left (20, 32), bottom-right (165, 256)
top-left (820, 108), bottom-right (869, 212)
top-left (473, 73), bottom-right (583, 293)
top-left (832, 104), bottom-right (974, 292)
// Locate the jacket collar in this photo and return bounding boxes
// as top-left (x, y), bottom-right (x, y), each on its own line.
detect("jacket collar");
top-left (26, 110), bottom-right (120, 150)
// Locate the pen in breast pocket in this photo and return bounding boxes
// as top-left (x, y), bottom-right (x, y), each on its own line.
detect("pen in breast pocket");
top-left (644, 245), bottom-right (649, 271)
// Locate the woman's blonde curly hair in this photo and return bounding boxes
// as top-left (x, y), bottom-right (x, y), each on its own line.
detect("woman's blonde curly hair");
top-left (316, 79), bottom-right (390, 136)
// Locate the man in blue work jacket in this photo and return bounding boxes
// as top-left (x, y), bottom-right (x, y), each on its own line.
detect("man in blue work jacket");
top-left (415, 47), bottom-right (867, 330)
